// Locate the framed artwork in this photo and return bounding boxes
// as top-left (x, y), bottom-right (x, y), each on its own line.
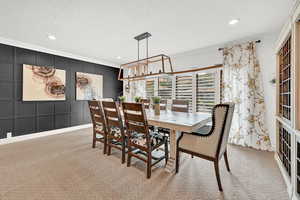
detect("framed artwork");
top-left (76, 72), bottom-right (103, 100)
top-left (22, 64), bottom-right (66, 101)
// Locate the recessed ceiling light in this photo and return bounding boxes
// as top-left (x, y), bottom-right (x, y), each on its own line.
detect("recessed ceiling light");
top-left (48, 34), bottom-right (56, 40)
top-left (117, 56), bottom-right (121, 59)
top-left (229, 19), bottom-right (240, 25)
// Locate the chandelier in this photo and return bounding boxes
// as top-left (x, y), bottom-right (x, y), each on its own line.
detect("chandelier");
top-left (118, 32), bottom-right (173, 81)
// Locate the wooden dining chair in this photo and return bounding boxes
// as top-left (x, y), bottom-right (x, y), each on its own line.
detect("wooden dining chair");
top-left (141, 98), bottom-right (150, 109)
top-left (102, 101), bottom-right (126, 164)
top-left (158, 99), bottom-right (189, 136)
top-left (122, 102), bottom-right (169, 179)
top-left (171, 99), bottom-right (189, 112)
top-left (88, 100), bottom-right (108, 154)
top-left (176, 103), bottom-right (235, 191)
top-left (160, 99), bottom-right (167, 110)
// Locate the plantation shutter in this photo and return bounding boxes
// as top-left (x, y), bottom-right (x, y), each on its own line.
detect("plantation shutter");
top-left (146, 79), bottom-right (155, 98)
top-left (176, 75), bottom-right (193, 112)
top-left (196, 72), bottom-right (217, 112)
top-left (158, 77), bottom-right (172, 99)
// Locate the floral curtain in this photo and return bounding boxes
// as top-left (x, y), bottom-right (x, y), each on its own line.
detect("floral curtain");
top-left (222, 42), bottom-right (272, 151)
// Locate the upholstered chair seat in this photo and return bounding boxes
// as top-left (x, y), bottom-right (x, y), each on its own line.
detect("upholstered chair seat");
top-left (131, 131), bottom-right (164, 148)
top-left (176, 103), bottom-right (235, 192)
top-left (108, 126), bottom-right (122, 139)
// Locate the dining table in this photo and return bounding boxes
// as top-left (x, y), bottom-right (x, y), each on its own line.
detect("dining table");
top-left (145, 109), bottom-right (211, 173)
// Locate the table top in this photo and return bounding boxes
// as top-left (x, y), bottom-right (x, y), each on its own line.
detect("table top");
top-left (145, 110), bottom-right (211, 132)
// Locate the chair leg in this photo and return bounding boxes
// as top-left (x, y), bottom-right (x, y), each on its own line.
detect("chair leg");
top-left (127, 146), bottom-right (132, 167)
top-left (175, 148), bottom-right (180, 173)
top-left (224, 150), bottom-right (230, 172)
top-left (214, 161), bottom-right (223, 192)
top-left (92, 139), bottom-right (96, 148)
top-left (121, 140), bottom-right (126, 164)
top-left (147, 151), bottom-right (152, 179)
top-left (92, 129), bottom-right (96, 148)
top-left (103, 136), bottom-right (107, 154)
top-left (164, 137), bottom-right (169, 164)
top-left (107, 140), bottom-right (112, 156)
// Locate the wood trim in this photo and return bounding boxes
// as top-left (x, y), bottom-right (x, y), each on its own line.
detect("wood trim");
top-left (276, 51), bottom-right (280, 117)
top-left (169, 64), bottom-right (223, 75)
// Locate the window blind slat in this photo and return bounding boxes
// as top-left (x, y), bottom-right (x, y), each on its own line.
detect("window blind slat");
top-left (176, 75), bottom-right (192, 112)
top-left (146, 79), bottom-right (155, 98)
top-left (158, 77), bottom-right (172, 99)
top-left (196, 72), bottom-right (216, 112)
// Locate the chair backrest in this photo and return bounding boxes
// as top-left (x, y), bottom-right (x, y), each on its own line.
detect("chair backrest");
top-left (88, 100), bottom-right (107, 135)
top-left (122, 102), bottom-right (150, 148)
top-left (141, 98), bottom-right (150, 109)
top-left (217, 103), bottom-right (235, 159)
top-left (102, 101), bottom-right (125, 139)
top-left (204, 103), bottom-right (235, 159)
top-left (171, 100), bottom-right (189, 112)
top-left (160, 99), bottom-right (167, 110)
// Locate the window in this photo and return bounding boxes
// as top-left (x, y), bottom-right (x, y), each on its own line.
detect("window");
top-left (158, 76), bottom-right (172, 100)
top-left (146, 79), bottom-right (155, 98)
top-left (279, 36), bottom-right (291, 121)
top-left (176, 75), bottom-right (193, 112)
top-left (196, 72), bottom-right (217, 112)
top-left (142, 69), bottom-right (221, 113)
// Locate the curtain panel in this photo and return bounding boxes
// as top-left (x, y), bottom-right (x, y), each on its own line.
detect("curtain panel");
top-left (222, 42), bottom-right (272, 151)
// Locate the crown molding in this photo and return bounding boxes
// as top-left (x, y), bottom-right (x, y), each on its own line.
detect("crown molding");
top-left (275, 0), bottom-right (300, 52)
top-left (0, 36), bottom-right (119, 68)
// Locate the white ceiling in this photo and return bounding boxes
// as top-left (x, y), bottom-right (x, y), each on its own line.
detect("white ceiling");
top-left (0, 0), bottom-right (295, 66)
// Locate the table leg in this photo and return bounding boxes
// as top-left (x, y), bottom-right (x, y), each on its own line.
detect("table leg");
top-left (165, 129), bottom-right (180, 173)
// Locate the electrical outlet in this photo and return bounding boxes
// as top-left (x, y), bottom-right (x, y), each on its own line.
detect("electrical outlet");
top-left (6, 132), bottom-right (12, 138)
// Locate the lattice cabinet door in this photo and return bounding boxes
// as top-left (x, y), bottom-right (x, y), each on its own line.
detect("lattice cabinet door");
top-left (278, 36), bottom-right (292, 122)
top-left (296, 135), bottom-right (300, 197)
top-left (278, 122), bottom-right (292, 177)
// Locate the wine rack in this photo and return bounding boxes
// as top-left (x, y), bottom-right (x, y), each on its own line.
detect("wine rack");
top-left (279, 36), bottom-right (291, 121)
top-left (279, 122), bottom-right (291, 177)
top-left (297, 140), bottom-right (300, 194)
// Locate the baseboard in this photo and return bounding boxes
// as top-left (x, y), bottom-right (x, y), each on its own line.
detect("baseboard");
top-left (274, 153), bottom-right (293, 198)
top-left (0, 123), bottom-right (92, 145)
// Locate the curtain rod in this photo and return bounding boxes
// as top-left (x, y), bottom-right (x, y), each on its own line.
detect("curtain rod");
top-left (218, 40), bottom-right (261, 51)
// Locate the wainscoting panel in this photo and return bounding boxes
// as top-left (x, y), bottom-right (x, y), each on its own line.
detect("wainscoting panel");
top-left (0, 43), bottom-right (122, 139)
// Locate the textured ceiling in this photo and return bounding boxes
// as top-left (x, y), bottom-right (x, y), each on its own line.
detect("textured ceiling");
top-left (0, 0), bottom-right (295, 66)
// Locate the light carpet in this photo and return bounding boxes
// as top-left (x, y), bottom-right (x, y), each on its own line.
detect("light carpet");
top-left (0, 128), bottom-right (288, 200)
